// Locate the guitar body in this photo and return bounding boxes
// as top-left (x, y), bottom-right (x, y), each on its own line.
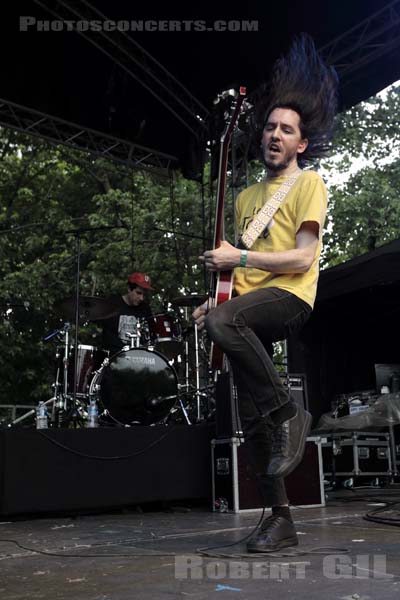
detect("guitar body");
top-left (208, 87), bottom-right (246, 371)
top-left (215, 269), bottom-right (234, 305)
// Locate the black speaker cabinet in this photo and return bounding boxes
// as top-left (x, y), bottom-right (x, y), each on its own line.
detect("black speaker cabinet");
top-left (215, 371), bottom-right (309, 439)
top-left (282, 373), bottom-right (309, 411)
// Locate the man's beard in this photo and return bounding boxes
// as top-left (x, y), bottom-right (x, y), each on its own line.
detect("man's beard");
top-left (263, 157), bottom-right (290, 172)
top-left (262, 147), bottom-right (297, 173)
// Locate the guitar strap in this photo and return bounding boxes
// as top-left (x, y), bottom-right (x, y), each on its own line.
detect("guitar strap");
top-left (239, 169), bottom-right (303, 249)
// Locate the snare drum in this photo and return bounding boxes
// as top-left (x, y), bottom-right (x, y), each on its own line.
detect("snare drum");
top-left (89, 347), bottom-right (177, 425)
top-left (145, 313), bottom-right (182, 359)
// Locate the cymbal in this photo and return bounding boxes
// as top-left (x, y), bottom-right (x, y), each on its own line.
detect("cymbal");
top-left (171, 294), bottom-right (208, 307)
top-left (55, 296), bottom-right (120, 321)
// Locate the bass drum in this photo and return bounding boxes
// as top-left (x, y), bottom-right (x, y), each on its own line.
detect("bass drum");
top-left (91, 347), bottom-right (177, 425)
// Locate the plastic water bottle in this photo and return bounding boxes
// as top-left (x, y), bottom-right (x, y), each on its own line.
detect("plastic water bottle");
top-left (87, 399), bottom-right (99, 428)
top-left (214, 497), bottom-right (229, 513)
top-left (36, 402), bottom-right (48, 429)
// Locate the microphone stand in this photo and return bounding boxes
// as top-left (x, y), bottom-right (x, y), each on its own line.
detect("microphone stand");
top-left (66, 225), bottom-right (127, 424)
top-left (72, 233), bottom-right (81, 412)
top-left (10, 322), bottom-right (70, 427)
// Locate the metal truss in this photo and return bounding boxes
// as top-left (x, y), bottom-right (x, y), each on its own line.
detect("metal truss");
top-left (33, 0), bottom-right (209, 139)
top-left (0, 98), bottom-right (178, 174)
top-left (230, 127), bottom-right (254, 191)
top-left (236, 0), bottom-right (400, 179)
top-left (320, 0), bottom-right (400, 82)
top-left (8, 0), bottom-right (400, 180)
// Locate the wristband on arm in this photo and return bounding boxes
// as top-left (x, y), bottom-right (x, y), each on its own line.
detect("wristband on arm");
top-left (240, 249), bottom-right (248, 267)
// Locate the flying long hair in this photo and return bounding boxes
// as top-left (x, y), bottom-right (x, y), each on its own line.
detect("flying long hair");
top-left (254, 33), bottom-right (339, 167)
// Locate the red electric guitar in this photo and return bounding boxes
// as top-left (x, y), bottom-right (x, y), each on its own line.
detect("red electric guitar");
top-left (209, 86), bottom-right (246, 370)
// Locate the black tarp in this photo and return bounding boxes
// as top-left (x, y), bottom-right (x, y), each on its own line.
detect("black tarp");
top-left (288, 239), bottom-right (400, 422)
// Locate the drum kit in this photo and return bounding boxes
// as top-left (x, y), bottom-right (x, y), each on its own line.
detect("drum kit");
top-left (13, 293), bottom-right (213, 428)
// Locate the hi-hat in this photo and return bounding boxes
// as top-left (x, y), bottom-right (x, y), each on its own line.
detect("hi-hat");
top-left (171, 294), bottom-right (208, 307)
top-left (55, 296), bottom-right (120, 321)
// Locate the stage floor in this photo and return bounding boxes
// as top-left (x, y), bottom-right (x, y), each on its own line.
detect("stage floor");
top-left (0, 491), bottom-right (399, 600)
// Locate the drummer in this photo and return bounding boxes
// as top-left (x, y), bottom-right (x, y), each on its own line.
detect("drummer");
top-left (100, 272), bottom-right (153, 356)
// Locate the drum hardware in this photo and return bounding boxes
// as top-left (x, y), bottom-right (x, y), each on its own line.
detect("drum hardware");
top-left (163, 387), bottom-right (192, 425)
top-left (89, 347), bottom-right (179, 426)
top-left (9, 322), bottom-right (72, 427)
top-left (64, 396), bottom-right (87, 428)
top-left (64, 225), bottom-right (137, 409)
top-left (63, 345), bottom-right (109, 399)
top-left (55, 294), bottom-right (118, 398)
top-left (13, 288), bottom-right (212, 427)
top-left (177, 395), bottom-right (191, 425)
top-left (144, 313), bottom-right (182, 360)
top-left (43, 321), bottom-right (71, 412)
top-left (10, 325), bottom-right (109, 428)
top-left (87, 345), bottom-right (208, 427)
top-left (126, 326), bottom-right (142, 349)
top-left (176, 308), bottom-right (193, 392)
top-left (11, 226), bottom-right (132, 429)
top-left (170, 384), bottom-right (214, 425)
top-left (175, 302), bottom-right (208, 421)
top-left (55, 295), bottom-right (122, 322)
top-left (171, 294), bottom-right (208, 308)
top-left (40, 342), bottom-right (110, 425)
top-left (119, 319), bottom-right (150, 350)
top-left (170, 291), bottom-right (209, 415)
top-left (187, 321), bottom-right (202, 421)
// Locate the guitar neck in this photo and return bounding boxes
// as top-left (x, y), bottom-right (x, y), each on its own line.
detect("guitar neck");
top-left (213, 86), bottom-right (246, 250)
top-left (209, 87), bottom-right (246, 370)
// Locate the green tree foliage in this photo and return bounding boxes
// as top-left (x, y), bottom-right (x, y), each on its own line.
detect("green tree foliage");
top-left (1, 84), bottom-right (398, 407)
top-left (0, 133), bottom-right (215, 406)
top-left (321, 84), bottom-right (400, 266)
top-left (0, 132), bottom-right (90, 406)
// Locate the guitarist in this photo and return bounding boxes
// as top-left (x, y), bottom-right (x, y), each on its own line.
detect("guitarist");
top-left (193, 34), bottom-right (338, 552)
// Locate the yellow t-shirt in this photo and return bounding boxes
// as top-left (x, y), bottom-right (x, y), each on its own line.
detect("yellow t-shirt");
top-left (234, 169), bottom-right (327, 308)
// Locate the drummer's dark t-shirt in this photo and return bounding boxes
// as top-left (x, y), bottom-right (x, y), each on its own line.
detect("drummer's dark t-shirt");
top-left (100, 295), bottom-right (152, 356)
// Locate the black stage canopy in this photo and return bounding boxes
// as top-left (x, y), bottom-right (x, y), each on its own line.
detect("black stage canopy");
top-left (289, 239), bottom-right (400, 420)
top-left (2, 0), bottom-right (400, 174)
top-left (318, 239), bottom-right (400, 302)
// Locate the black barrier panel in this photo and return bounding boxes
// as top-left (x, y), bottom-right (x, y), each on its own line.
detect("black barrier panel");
top-left (0, 423), bottom-right (214, 516)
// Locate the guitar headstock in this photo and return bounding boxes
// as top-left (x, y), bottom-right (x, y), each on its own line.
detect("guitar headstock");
top-left (213, 87), bottom-right (247, 143)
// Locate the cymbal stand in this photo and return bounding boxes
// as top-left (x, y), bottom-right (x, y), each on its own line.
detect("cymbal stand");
top-left (57, 323), bottom-right (71, 422)
top-left (183, 307), bottom-right (190, 392)
top-left (66, 224), bottom-right (127, 410)
top-left (194, 322), bottom-right (203, 421)
top-left (46, 324), bottom-right (71, 426)
top-left (177, 394), bottom-right (191, 425)
top-left (43, 321), bottom-right (71, 425)
top-left (9, 322), bottom-right (71, 428)
top-left (72, 233), bottom-right (81, 409)
top-left (179, 307), bottom-right (207, 421)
